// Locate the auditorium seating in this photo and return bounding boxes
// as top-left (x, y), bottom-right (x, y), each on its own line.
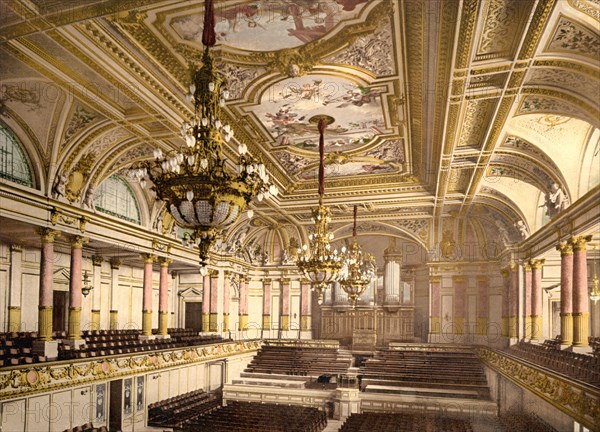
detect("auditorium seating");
top-left (0, 332), bottom-right (46, 366)
top-left (244, 345), bottom-right (352, 377)
top-left (497, 408), bottom-right (559, 432)
top-left (182, 401), bottom-right (327, 432)
top-left (507, 341), bottom-right (600, 387)
top-left (147, 388), bottom-right (221, 429)
top-left (0, 329), bottom-right (228, 365)
top-left (359, 347), bottom-right (490, 399)
top-left (339, 412), bottom-right (474, 432)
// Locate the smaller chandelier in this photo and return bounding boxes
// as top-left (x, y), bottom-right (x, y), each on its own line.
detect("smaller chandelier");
top-left (130, 0), bottom-right (277, 273)
top-left (297, 115), bottom-right (342, 305)
top-left (338, 205), bottom-right (377, 308)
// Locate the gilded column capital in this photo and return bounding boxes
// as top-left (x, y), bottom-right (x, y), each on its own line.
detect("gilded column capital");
top-left (91, 255), bottom-right (104, 266)
top-left (10, 243), bottom-right (22, 252)
top-left (209, 269), bottom-right (219, 278)
top-left (452, 275), bottom-right (465, 283)
top-left (477, 275), bottom-right (489, 283)
top-left (281, 277), bottom-right (291, 285)
top-left (430, 276), bottom-right (442, 283)
top-left (571, 235), bottom-right (592, 252)
top-left (509, 260), bottom-right (518, 272)
top-left (500, 269), bottom-right (509, 278)
top-left (263, 278), bottom-right (272, 285)
top-left (38, 228), bottom-right (61, 244)
top-left (140, 253), bottom-right (156, 264)
top-left (224, 270), bottom-right (232, 277)
top-left (529, 258), bottom-right (545, 270)
top-left (70, 235), bottom-right (89, 249)
top-left (109, 257), bottom-right (122, 269)
top-left (556, 241), bottom-right (573, 256)
top-left (524, 262), bottom-right (532, 272)
top-left (158, 257), bottom-right (173, 267)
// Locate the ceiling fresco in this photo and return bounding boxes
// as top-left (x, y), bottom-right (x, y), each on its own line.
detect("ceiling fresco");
top-left (0, 0), bottom-right (598, 256)
top-left (169, 0), bottom-right (370, 51)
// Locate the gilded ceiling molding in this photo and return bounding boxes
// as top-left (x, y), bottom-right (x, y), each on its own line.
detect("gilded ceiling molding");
top-left (109, 11), bottom-right (189, 84)
top-left (0, 0), bottom-right (171, 42)
top-left (525, 67), bottom-right (600, 108)
top-left (460, 96), bottom-right (515, 212)
top-left (403, 1), bottom-right (424, 177)
top-left (533, 59), bottom-right (600, 79)
top-left (456, 99), bottom-right (498, 148)
top-left (432, 0), bottom-right (461, 179)
top-left (518, 88), bottom-right (599, 126)
top-left (76, 23), bottom-right (189, 117)
top-left (475, 0), bottom-right (534, 61)
top-left (517, 0), bottom-right (556, 60)
top-left (567, 0), bottom-right (600, 21)
top-left (455, 0), bottom-right (479, 69)
top-left (499, 136), bottom-right (569, 189)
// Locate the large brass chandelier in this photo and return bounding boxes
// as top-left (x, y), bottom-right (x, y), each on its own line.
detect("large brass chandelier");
top-left (338, 205), bottom-right (377, 308)
top-left (297, 116), bottom-right (342, 305)
top-left (130, 0), bottom-right (277, 273)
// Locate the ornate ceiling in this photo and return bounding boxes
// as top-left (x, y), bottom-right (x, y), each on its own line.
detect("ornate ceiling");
top-left (0, 0), bottom-right (598, 264)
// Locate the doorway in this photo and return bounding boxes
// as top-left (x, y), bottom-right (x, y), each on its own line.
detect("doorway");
top-left (53, 291), bottom-right (68, 333)
top-left (185, 302), bottom-right (203, 332)
top-left (109, 380), bottom-right (122, 432)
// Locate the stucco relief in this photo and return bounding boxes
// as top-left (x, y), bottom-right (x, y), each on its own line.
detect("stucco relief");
top-left (547, 17), bottom-right (600, 60)
top-left (326, 17), bottom-right (394, 76)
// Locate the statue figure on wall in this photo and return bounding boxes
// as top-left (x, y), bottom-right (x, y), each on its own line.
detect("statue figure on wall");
top-left (542, 183), bottom-right (569, 218)
top-left (52, 172), bottom-right (67, 200)
top-left (82, 184), bottom-right (96, 210)
top-left (515, 220), bottom-right (529, 238)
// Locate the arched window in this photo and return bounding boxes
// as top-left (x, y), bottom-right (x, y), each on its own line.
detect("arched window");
top-left (0, 124), bottom-right (33, 186)
top-left (95, 175), bottom-right (141, 224)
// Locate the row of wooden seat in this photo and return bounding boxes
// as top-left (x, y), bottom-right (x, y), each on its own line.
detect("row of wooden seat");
top-left (244, 345), bottom-right (352, 376)
top-left (508, 342), bottom-right (600, 387)
top-left (339, 412), bottom-right (473, 432)
top-left (148, 388), bottom-right (220, 429)
top-left (181, 401), bottom-right (327, 432)
top-left (497, 408), bottom-right (559, 432)
top-left (359, 348), bottom-right (490, 398)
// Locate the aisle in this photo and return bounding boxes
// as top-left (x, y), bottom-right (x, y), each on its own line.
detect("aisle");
top-left (322, 419), bottom-right (344, 432)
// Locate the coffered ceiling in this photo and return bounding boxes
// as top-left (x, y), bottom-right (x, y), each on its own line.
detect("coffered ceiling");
top-left (0, 0), bottom-right (598, 262)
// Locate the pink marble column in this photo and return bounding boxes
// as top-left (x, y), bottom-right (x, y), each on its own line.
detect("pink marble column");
top-left (530, 258), bottom-right (544, 341)
top-left (453, 276), bottom-right (466, 335)
top-left (158, 258), bottom-right (172, 336)
top-left (300, 279), bottom-right (311, 332)
top-left (572, 235), bottom-right (591, 347)
top-left (202, 273), bottom-right (210, 332)
top-left (140, 253), bottom-right (156, 337)
top-left (238, 276), bottom-right (248, 331)
top-left (524, 262), bottom-right (532, 339)
top-left (430, 276), bottom-right (441, 335)
top-left (223, 272), bottom-right (230, 332)
top-left (280, 278), bottom-right (290, 331)
top-left (209, 270), bottom-right (219, 332)
top-left (262, 278), bottom-right (272, 331)
top-left (37, 229), bottom-right (60, 341)
top-left (557, 242), bottom-right (573, 345)
top-left (67, 236), bottom-right (88, 341)
top-left (509, 262), bottom-right (519, 338)
top-left (477, 276), bottom-right (489, 336)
